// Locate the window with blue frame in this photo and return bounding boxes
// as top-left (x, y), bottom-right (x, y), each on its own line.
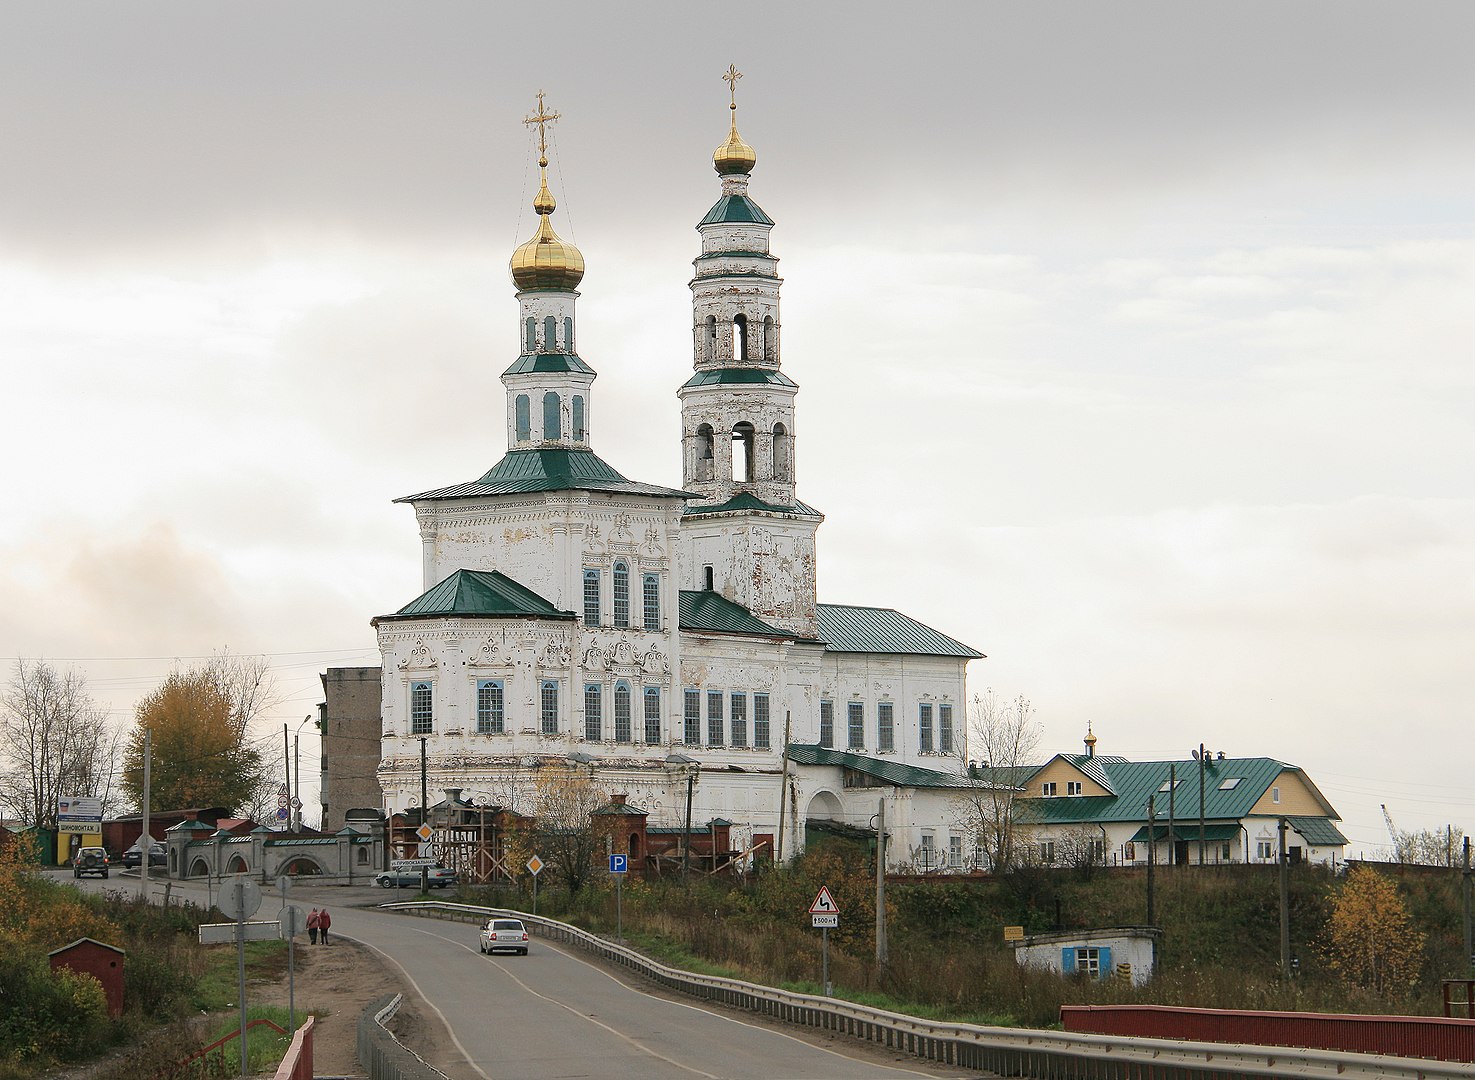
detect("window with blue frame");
top-left (540, 680), bottom-right (559, 735)
top-left (819, 700), bottom-right (833, 748)
top-left (644, 687), bottom-right (661, 744)
top-left (753, 693), bottom-right (770, 750)
top-left (1062, 946), bottom-right (1110, 979)
top-left (730, 692), bottom-right (747, 747)
top-left (918, 703), bottom-right (934, 753)
top-left (543, 391), bottom-right (561, 439)
top-left (410, 681), bottom-right (433, 735)
top-left (613, 561), bottom-right (630, 627)
top-left (515, 395), bottom-right (531, 441)
top-left (582, 569), bottom-right (600, 625)
top-left (877, 702), bottom-right (894, 752)
top-left (642, 574), bottom-right (660, 630)
top-left (939, 703), bottom-right (954, 755)
top-left (476, 680), bottom-right (504, 734)
top-left (613, 682), bottom-right (632, 743)
top-left (706, 690), bottom-right (724, 745)
top-left (584, 683), bottom-right (602, 741)
top-left (683, 689), bottom-right (700, 745)
top-left (847, 701), bottom-right (863, 750)
top-left (572, 395), bottom-right (585, 442)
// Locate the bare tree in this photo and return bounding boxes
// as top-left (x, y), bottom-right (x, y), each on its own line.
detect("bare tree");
top-left (951, 689), bottom-right (1041, 873)
top-left (1390, 825), bottom-right (1466, 867)
top-left (0, 660), bottom-right (122, 828)
top-left (528, 764), bottom-right (608, 894)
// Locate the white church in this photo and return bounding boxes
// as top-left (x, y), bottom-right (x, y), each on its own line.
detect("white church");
top-left (366, 81), bottom-right (984, 871)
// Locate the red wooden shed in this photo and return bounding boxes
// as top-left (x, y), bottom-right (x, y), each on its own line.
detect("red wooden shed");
top-left (48, 937), bottom-right (126, 1018)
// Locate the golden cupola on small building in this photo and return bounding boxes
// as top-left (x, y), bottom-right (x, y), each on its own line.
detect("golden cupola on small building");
top-left (510, 99), bottom-right (585, 292)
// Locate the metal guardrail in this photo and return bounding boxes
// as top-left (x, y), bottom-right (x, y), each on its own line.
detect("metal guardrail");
top-left (383, 900), bottom-right (1474, 1080)
top-left (356, 993), bottom-right (451, 1080)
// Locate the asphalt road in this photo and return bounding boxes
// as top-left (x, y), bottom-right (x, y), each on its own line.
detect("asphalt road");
top-left (51, 870), bottom-right (972, 1080)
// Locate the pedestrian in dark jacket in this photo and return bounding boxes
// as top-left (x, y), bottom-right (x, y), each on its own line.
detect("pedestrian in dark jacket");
top-left (307, 908), bottom-right (320, 945)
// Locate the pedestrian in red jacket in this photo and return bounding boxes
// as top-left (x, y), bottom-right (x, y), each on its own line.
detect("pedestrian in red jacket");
top-left (318, 908), bottom-right (331, 944)
top-left (307, 908), bottom-right (320, 945)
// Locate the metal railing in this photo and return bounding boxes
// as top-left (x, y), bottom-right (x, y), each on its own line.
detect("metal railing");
top-left (357, 993), bottom-right (451, 1080)
top-left (383, 900), bottom-right (1473, 1080)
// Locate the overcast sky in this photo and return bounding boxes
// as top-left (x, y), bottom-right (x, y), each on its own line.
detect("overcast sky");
top-left (2, 3), bottom-right (1471, 853)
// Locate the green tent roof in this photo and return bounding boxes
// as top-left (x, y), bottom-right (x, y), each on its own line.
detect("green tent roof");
top-left (683, 491), bottom-right (823, 518)
top-left (698, 195), bottom-right (774, 227)
top-left (397, 448), bottom-right (691, 501)
top-left (678, 591), bottom-right (790, 637)
top-left (814, 604), bottom-right (983, 658)
top-left (380, 569), bottom-right (573, 621)
top-left (502, 352), bottom-right (596, 376)
top-left (681, 367), bottom-right (798, 389)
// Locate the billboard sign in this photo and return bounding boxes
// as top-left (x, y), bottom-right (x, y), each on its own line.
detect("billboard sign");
top-left (57, 797), bottom-right (103, 834)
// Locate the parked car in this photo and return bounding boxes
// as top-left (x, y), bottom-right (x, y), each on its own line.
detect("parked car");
top-left (373, 865), bottom-right (457, 889)
top-left (479, 918), bottom-right (530, 955)
top-left (73, 846), bottom-right (110, 878)
top-left (121, 841), bottom-right (167, 868)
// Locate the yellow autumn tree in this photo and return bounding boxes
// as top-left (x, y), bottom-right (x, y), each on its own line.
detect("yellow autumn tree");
top-left (1322, 863), bottom-right (1425, 996)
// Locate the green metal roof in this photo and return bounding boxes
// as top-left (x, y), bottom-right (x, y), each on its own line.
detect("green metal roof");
top-left (1286, 816), bottom-right (1350, 846)
top-left (1014, 757), bottom-right (1341, 829)
top-left (786, 745), bottom-right (976, 789)
top-left (502, 352), bottom-right (596, 376)
top-left (683, 492), bottom-right (823, 518)
top-left (813, 604), bottom-right (983, 658)
top-left (679, 590), bottom-right (790, 637)
top-left (397, 448), bottom-right (692, 502)
top-left (681, 367), bottom-right (798, 389)
top-left (382, 569), bottom-right (573, 621)
top-left (699, 195), bottom-right (774, 227)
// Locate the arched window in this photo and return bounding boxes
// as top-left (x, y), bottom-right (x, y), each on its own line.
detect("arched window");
top-left (572, 396), bottom-right (586, 442)
top-left (733, 313), bottom-right (748, 362)
top-left (772, 423), bottom-right (790, 481)
top-left (732, 421), bottom-right (755, 482)
top-left (515, 395), bottom-right (531, 442)
top-left (613, 681), bottom-right (632, 743)
top-left (705, 315), bottom-right (717, 362)
top-left (525, 318), bottom-right (536, 353)
top-left (564, 317), bottom-right (573, 352)
top-left (642, 573), bottom-right (660, 630)
top-left (763, 315), bottom-right (776, 361)
top-left (544, 315), bottom-right (557, 350)
top-left (543, 391), bottom-right (561, 440)
top-left (695, 423), bottom-right (715, 481)
top-left (612, 560), bottom-right (630, 627)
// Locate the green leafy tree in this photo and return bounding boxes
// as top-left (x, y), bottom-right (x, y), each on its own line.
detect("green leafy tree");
top-left (122, 664), bottom-right (269, 814)
top-left (1322, 863), bottom-right (1426, 997)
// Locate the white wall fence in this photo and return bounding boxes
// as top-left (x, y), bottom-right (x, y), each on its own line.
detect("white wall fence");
top-left (382, 901), bottom-right (1468, 1080)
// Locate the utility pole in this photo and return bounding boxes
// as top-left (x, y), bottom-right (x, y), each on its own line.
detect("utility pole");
top-left (775, 710), bottom-right (792, 863)
top-left (419, 737), bottom-right (429, 895)
top-left (140, 729), bottom-right (152, 902)
top-left (1194, 743), bottom-right (1209, 866)
top-left (1146, 794), bottom-right (1156, 926)
top-left (875, 797), bottom-right (887, 970)
top-left (682, 766), bottom-right (695, 882)
top-left (1462, 835), bottom-right (1471, 973)
top-left (283, 723), bottom-right (292, 832)
top-left (1278, 816), bottom-right (1291, 979)
top-left (1167, 763), bottom-right (1177, 866)
top-left (293, 729), bottom-right (302, 831)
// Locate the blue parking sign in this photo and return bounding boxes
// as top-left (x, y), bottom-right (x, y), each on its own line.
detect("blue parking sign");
top-left (609, 853), bottom-right (627, 874)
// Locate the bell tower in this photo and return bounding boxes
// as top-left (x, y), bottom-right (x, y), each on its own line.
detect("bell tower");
top-left (678, 67), bottom-right (822, 637)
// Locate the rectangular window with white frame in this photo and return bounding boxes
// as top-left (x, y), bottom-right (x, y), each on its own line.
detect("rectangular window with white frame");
top-left (819, 700), bottom-right (833, 748)
top-left (643, 573), bottom-right (660, 631)
top-left (583, 569), bottom-right (600, 625)
top-left (1040, 839), bottom-right (1056, 863)
top-left (644, 687), bottom-right (662, 744)
top-left (584, 683), bottom-right (602, 742)
top-left (939, 703), bottom-right (954, 754)
top-left (919, 832), bottom-right (936, 871)
top-left (1041, 781), bottom-right (1058, 796)
top-left (1075, 946), bottom-right (1102, 977)
top-left (877, 701), bottom-right (894, 752)
top-left (539, 680), bottom-right (559, 736)
top-left (476, 679), bottom-right (504, 734)
top-left (753, 693), bottom-right (770, 749)
top-left (706, 689), bottom-right (724, 745)
top-left (847, 701), bottom-right (864, 750)
top-left (1257, 839), bottom-right (1274, 860)
top-left (684, 689), bottom-right (701, 745)
top-left (918, 703), bottom-right (933, 753)
top-left (948, 834), bottom-right (963, 869)
top-left (410, 680), bottom-right (433, 735)
top-left (613, 683), bottom-right (632, 743)
top-left (1067, 781), bottom-right (1082, 796)
top-left (730, 692), bottom-right (747, 747)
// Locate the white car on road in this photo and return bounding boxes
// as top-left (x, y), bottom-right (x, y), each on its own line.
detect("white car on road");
top-left (479, 918), bottom-right (530, 955)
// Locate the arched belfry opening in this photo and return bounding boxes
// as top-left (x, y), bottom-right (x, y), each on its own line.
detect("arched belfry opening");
top-left (733, 313), bottom-right (748, 362)
top-left (695, 423), bottom-right (715, 481)
top-left (763, 316), bottom-right (776, 361)
top-left (705, 315), bottom-right (717, 362)
top-left (772, 422), bottom-right (790, 481)
top-left (732, 421), bottom-right (755, 482)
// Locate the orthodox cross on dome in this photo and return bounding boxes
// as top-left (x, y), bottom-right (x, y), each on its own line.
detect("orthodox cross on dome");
top-left (722, 64), bottom-right (742, 109)
top-left (523, 90), bottom-right (561, 167)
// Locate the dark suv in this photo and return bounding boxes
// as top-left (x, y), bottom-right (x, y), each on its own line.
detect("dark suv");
top-left (73, 846), bottom-right (110, 878)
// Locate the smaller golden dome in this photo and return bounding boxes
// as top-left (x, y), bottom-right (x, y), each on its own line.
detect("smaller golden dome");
top-left (510, 174), bottom-right (585, 291)
top-left (713, 104), bottom-right (756, 176)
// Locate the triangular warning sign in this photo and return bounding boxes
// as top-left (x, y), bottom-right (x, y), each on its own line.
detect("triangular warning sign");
top-left (809, 885), bottom-right (839, 914)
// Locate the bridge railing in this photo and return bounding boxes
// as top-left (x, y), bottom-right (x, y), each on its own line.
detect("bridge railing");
top-left (380, 900), bottom-right (1471, 1080)
top-left (357, 993), bottom-right (450, 1080)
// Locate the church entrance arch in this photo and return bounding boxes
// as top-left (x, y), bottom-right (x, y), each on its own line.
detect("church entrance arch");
top-left (279, 856), bottom-right (325, 878)
top-left (188, 857), bottom-right (211, 879)
top-left (226, 854), bottom-right (249, 875)
top-left (804, 790), bottom-right (844, 823)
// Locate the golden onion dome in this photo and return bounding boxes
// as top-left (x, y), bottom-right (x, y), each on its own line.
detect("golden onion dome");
top-left (713, 103), bottom-right (756, 176)
top-left (510, 173), bottom-right (585, 291)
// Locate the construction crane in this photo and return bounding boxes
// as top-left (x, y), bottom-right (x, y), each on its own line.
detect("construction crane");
top-left (1381, 804), bottom-right (1404, 861)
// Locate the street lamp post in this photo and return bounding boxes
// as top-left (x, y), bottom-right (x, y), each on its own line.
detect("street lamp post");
top-left (292, 716), bottom-right (314, 832)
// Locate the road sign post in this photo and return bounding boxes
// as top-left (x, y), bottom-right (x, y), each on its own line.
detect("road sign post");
top-left (608, 853), bottom-right (627, 945)
top-left (809, 885), bottom-right (840, 996)
top-left (527, 855), bottom-right (543, 916)
top-left (219, 875), bottom-right (262, 1080)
